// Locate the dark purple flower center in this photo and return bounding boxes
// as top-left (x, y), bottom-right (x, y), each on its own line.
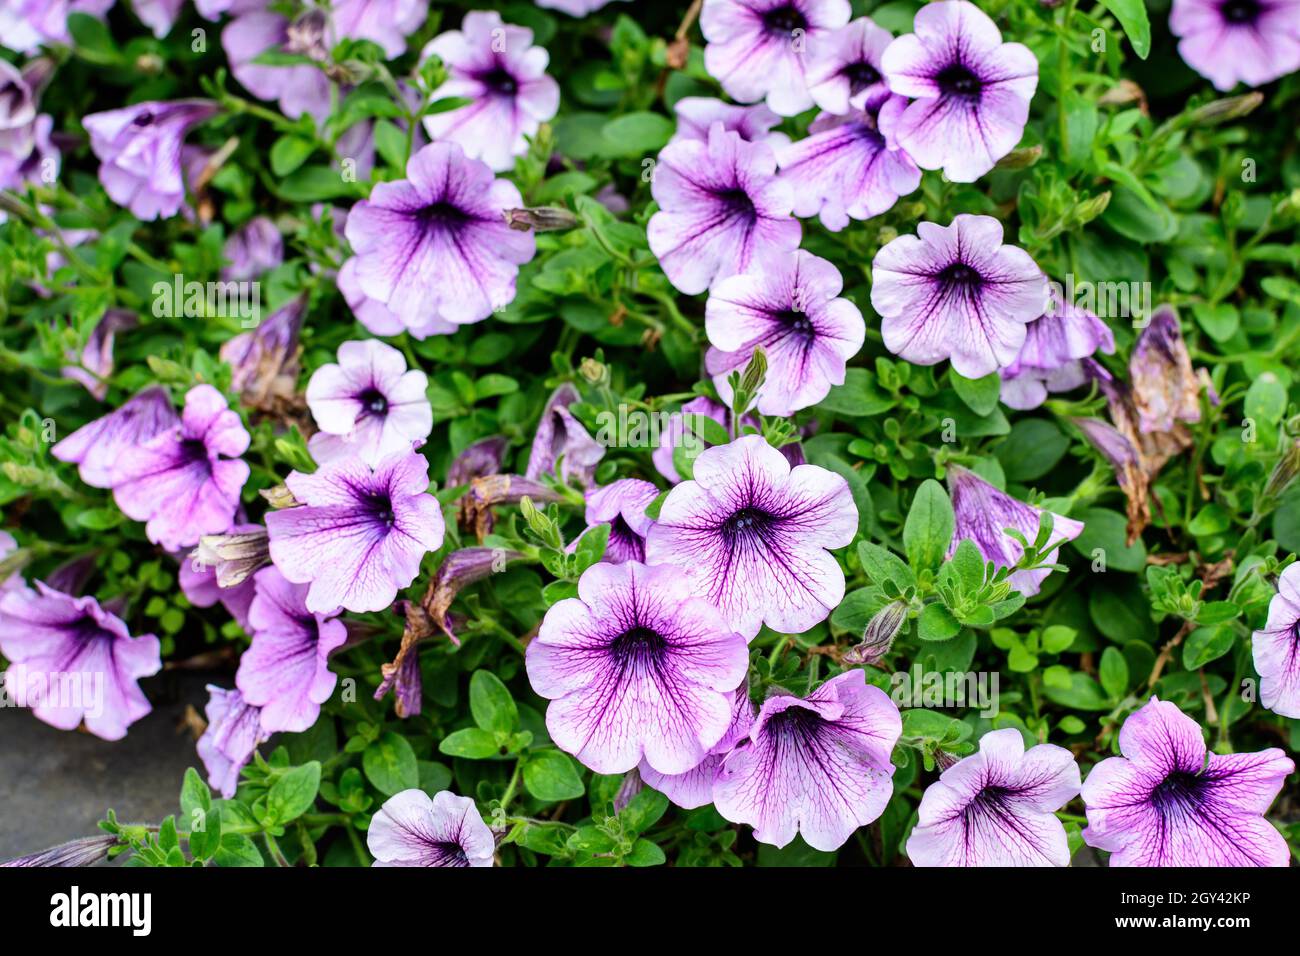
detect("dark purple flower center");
top-left (1151, 770), bottom-right (1206, 813)
top-left (777, 308), bottom-right (816, 341)
top-left (844, 61), bottom-right (882, 94)
top-left (936, 261), bottom-right (984, 295)
top-left (364, 491), bottom-right (396, 528)
top-left (480, 67), bottom-right (519, 96)
top-left (1219, 0), bottom-right (1260, 22)
top-left (763, 4), bottom-right (808, 35)
top-left (414, 201), bottom-right (472, 232)
top-left (721, 506), bottom-right (778, 542)
top-left (608, 515), bottom-right (645, 561)
top-left (610, 626), bottom-right (668, 667)
top-left (427, 841), bottom-right (471, 866)
top-left (358, 387), bottom-right (388, 418)
top-left (937, 64), bottom-right (982, 100)
top-left (179, 437), bottom-right (212, 475)
top-left (715, 187), bottom-right (758, 224)
top-left (131, 109), bottom-right (156, 128)
top-left (766, 704), bottom-right (826, 742)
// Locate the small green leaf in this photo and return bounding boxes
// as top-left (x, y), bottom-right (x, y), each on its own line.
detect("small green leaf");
top-left (950, 370), bottom-right (1002, 416)
top-left (363, 732), bottom-right (420, 795)
top-left (470, 670), bottom-right (519, 734)
top-left (1099, 646), bottom-right (1130, 700)
top-left (266, 762), bottom-right (321, 824)
top-left (917, 603), bottom-right (961, 642)
top-left (903, 480), bottom-right (955, 571)
top-left (1183, 625), bottom-right (1235, 670)
top-left (523, 750), bottom-right (586, 802)
top-left (438, 728), bottom-right (501, 759)
top-left (1098, 0), bottom-right (1152, 59)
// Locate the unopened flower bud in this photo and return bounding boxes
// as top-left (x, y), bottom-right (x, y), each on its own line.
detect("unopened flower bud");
top-left (259, 484), bottom-right (300, 509)
top-left (844, 600), bottom-right (908, 665)
top-left (0, 834), bottom-right (118, 868)
top-left (1262, 438), bottom-right (1300, 509)
top-left (994, 144), bottom-right (1043, 170)
top-left (503, 207), bottom-right (579, 233)
top-left (1187, 92), bottom-right (1263, 126)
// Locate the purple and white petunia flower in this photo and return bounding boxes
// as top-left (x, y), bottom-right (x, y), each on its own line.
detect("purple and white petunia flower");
top-left (1170, 0), bottom-right (1300, 91)
top-left (419, 11), bottom-right (561, 173)
top-left (0, 0), bottom-right (115, 53)
top-left (337, 257), bottom-right (458, 340)
top-left (221, 215), bottom-right (282, 281)
top-left (648, 125), bottom-right (800, 296)
top-left (805, 16), bottom-right (894, 114)
top-left (947, 465), bottom-right (1082, 597)
top-left (577, 478), bottom-right (660, 564)
top-left (265, 449), bottom-right (446, 614)
top-left (700, 0), bottom-right (852, 116)
top-left (111, 385), bottom-right (250, 552)
top-left (1082, 697), bottom-right (1294, 866)
top-left (906, 728), bottom-right (1081, 867)
top-left (0, 582), bottom-right (161, 741)
top-left (714, 670), bottom-right (901, 850)
top-left (306, 339), bottom-right (432, 468)
top-left (344, 142), bottom-right (535, 329)
top-left (367, 789), bottom-right (495, 867)
top-left (881, 0), bottom-right (1038, 182)
top-left (775, 95), bottom-right (919, 231)
top-left (82, 99), bottom-right (219, 221)
top-left (1000, 291), bottom-right (1115, 410)
top-left (526, 561), bottom-right (750, 775)
top-left (223, 10), bottom-right (333, 122)
top-left (870, 214), bottom-right (1048, 378)
top-left (236, 566), bottom-right (348, 733)
top-left (1252, 562), bottom-right (1300, 718)
top-left (535, 0), bottom-right (629, 15)
top-left (645, 434), bottom-right (856, 639)
top-left (639, 684), bottom-right (756, 809)
top-left (52, 386), bottom-right (180, 488)
top-left (196, 685), bottom-right (267, 798)
top-left (525, 383), bottom-right (605, 487)
top-left (60, 308), bottom-right (136, 401)
top-left (669, 97), bottom-right (790, 151)
top-left (0, 58), bottom-right (60, 200)
top-left (705, 249), bottom-right (865, 415)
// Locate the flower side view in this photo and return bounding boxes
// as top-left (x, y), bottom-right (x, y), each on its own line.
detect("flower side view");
top-left (1081, 697), bottom-right (1294, 866)
top-left (999, 291), bottom-right (1115, 411)
top-left (52, 385), bottom-right (179, 488)
top-left (714, 670), bottom-right (901, 851)
top-left (881, 0), bottom-right (1038, 182)
top-left (645, 435), bottom-right (856, 640)
top-left (1170, 0), bottom-right (1300, 91)
top-left (367, 789), bottom-right (495, 867)
top-left (419, 10), bottom-right (561, 173)
top-left (526, 561), bottom-right (750, 775)
top-left (265, 448), bottom-right (446, 614)
top-left (577, 478), bottom-right (660, 564)
top-left (197, 685), bottom-right (267, 799)
top-left (306, 338), bottom-right (432, 468)
top-left (344, 141), bottom-right (536, 331)
top-left (647, 124), bottom-right (800, 296)
top-left (1252, 562), bottom-right (1300, 718)
top-left (805, 15), bottom-right (894, 115)
top-left (906, 728), bottom-right (1081, 866)
top-left (870, 214), bottom-right (1047, 379)
top-left (705, 249), bottom-right (866, 416)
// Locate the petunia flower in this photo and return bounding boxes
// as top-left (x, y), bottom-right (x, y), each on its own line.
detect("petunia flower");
top-left (705, 249), bottom-right (866, 415)
top-left (713, 670), bottom-right (901, 850)
top-left (330, 0), bottom-right (425, 59)
top-left (52, 386), bottom-right (179, 488)
top-left (0, 582), bottom-right (161, 741)
top-left (669, 97), bottom-right (790, 151)
top-left (236, 566), bottom-right (348, 733)
top-left (1252, 562), bottom-right (1300, 718)
top-left (367, 789), bottom-right (495, 867)
top-left (221, 215), bottom-right (283, 281)
top-left (82, 99), bottom-right (219, 221)
top-left (775, 95), bottom-right (920, 231)
top-left (524, 383), bottom-right (605, 486)
top-left (999, 291), bottom-right (1115, 410)
top-left (180, 523), bottom-right (265, 629)
top-left (1170, 0), bottom-right (1300, 91)
top-left (60, 308), bottom-right (136, 401)
top-left (219, 295), bottom-right (305, 408)
top-left (344, 141), bottom-right (536, 329)
top-left (0, 0), bottom-right (115, 54)
top-left (526, 561), bottom-right (750, 775)
top-left (132, 0), bottom-right (184, 38)
top-left (645, 434), bottom-right (856, 639)
top-left (0, 834), bottom-right (118, 868)
top-left (947, 464), bottom-right (1082, 597)
top-left (447, 435), bottom-right (509, 488)
top-left (375, 640), bottom-right (424, 718)
top-left (223, 10), bottom-right (333, 122)
top-left (535, 0), bottom-right (629, 15)
top-left (112, 384), bottom-right (250, 552)
top-left (425, 546), bottom-right (523, 644)
top-left (419, 10), bottom-right (561, 173)
top-left (700, 0), bottom-right (852, 116)
top-left (906, 728), bottom-right (1081, 866)
top-left (648, 124), bottom-right (800, 295)
top-left (0, 58), bottom-right (60, 199)
top-left (265, 448), bottom-right (446, 614)
top-left (870, 214), bottom-right (1047, 378)
top-left (640, 684), bottom-right (756, 809)
top-left (196, 685), bottom-right (267, 798)
top-left (337, 257), bottom-right (458, 340)
top-left (881, 0), bottom-right (1038, 182)
top-left (576, 478), bottom-right (660, 564)
top-left (306, 339), bottom-right (432, 468)
top-left (1082, 697), bottom-right (1294, 866)
top-left (805, 16), bottom-right (894, 114)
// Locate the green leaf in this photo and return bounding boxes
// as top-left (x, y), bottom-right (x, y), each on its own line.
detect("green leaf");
top-left (917, 603), bottom-right (961, 642)
top-left (625, 839), bottom-right (666, 866)
top-left (600, 112), bottom-right (674, 157)
top-left (619, 788), bottom-right (670, 835)
top-left (1071, 507), bottom-right (1147, 572)
top-left (266, 762), bottom-right (321, 824)
top-left (857, 540), bottom-right (915, 590)
top-left (523, 750), bottom-right (586, 802)
top-left (1099, 646), bottom-right (1130, 700)
top-left (1098, 0), bottom-right (1152, 59)
top-left (1042, 673), bottom-right (1111, 711)
top-left (273, 165), bottom-right (364, 202)
top-left (950, 370), bottom-right (1001, 417)
top-left (470, 670), bottom-right (519, 734)
top-left (270, 136), bottom-right (316, 177)
top-left (438, 728), bottom-right (501, 759)
top-left (996, 419), bottom-right (1070, 482)
top-left (903, 479), bottom-right (954, 571)
top-left (573, 522), bottom-right (611, 573)
top-left (213, 833), bottom-right (264, 868)
top-left (1183, 625), bottom-right (1235, 670)
top-left (363, 732), bottom-right (420, 795)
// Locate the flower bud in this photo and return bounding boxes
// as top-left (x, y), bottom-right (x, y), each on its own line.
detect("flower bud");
top-left (503, 207), bottom-right (580, 233)
top-left (844, 600), bottom-right (908, 665)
